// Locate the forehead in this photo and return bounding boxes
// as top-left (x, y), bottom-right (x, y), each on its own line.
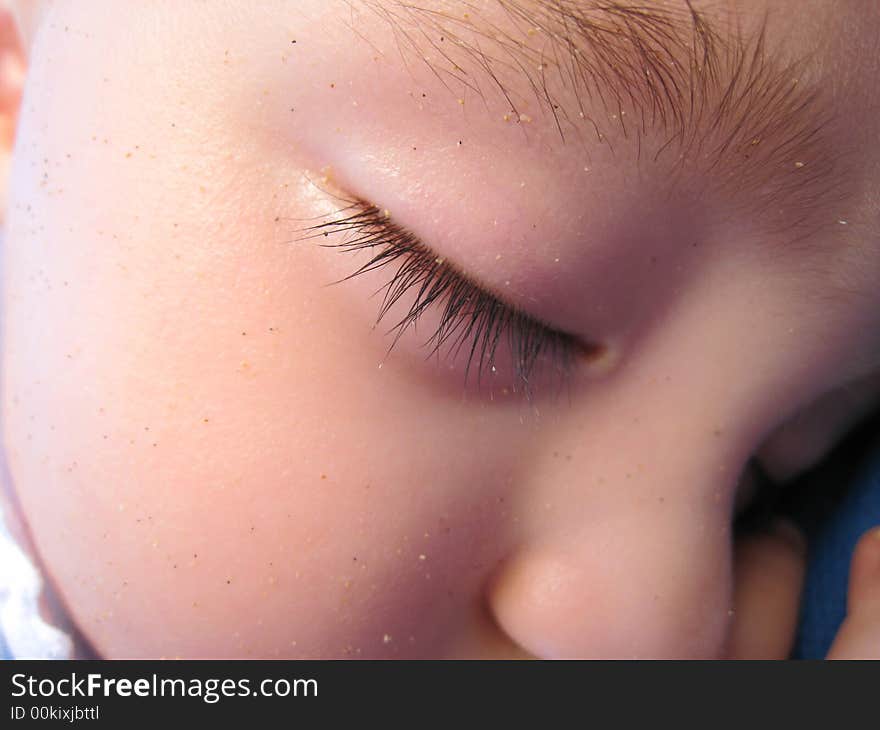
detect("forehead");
top-left (27, 0), bottom-right (880, 300)
top-left (294, 1), bottom-right (873, 248)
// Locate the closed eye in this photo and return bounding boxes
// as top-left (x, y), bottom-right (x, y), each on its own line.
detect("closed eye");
top-left (298, 198), bottom-right (597, 398)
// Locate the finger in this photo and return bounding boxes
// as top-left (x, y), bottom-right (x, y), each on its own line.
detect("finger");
top-left (728, 520), bottom-right (807, 659)
top-left (826, 526), bottom-right (880, 659)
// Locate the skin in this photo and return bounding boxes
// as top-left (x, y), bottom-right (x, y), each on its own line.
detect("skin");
top-left (1, 0), bottom-right (879, 658)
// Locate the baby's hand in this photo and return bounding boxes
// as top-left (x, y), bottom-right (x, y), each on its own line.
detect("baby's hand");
top-left (826, 528), bottom-right (880, 659)
top-left (728, 523), bottom-right (880, 659)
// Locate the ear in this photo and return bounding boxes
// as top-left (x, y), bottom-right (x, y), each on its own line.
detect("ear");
top-left (0, 2), bottom-right (29, 223)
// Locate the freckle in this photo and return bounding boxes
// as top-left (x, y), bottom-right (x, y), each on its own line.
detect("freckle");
top-left (203, 417), bottom-right (209, 423)
top-left (226, 579), bottom-right (232, 585)
top-left (320, 473), bottom-right (327, 480)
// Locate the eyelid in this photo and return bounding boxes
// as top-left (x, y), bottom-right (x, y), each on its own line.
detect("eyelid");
top-left (299, 197), bottom-right (592, 396)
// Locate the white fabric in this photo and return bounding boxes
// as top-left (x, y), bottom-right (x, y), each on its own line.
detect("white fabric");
top-left (0, 507), bottom-right (74, 659)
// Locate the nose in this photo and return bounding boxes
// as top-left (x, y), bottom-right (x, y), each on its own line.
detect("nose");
top-left (485, 508), bottom-right (735, 658)
top-left (479, 293), bottom-right (814, 658)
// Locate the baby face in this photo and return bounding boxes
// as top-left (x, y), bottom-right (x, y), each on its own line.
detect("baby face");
top-left (2, 0), bottom-right (879, 658)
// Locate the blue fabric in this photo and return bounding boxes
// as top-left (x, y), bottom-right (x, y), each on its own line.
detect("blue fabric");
top-left (792, 430), bottom-right (880, 658)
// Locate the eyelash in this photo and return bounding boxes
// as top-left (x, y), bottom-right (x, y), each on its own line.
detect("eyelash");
top-left (299, 199), bottom-right (582, 395)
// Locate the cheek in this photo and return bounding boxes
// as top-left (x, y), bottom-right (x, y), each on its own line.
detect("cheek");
top-left (2, 137), bottom-right (533, 657)
top-left (1, 20), bottom-right (535, 655)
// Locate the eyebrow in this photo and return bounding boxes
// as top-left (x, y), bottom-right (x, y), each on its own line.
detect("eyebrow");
top-left (349, 0), bottom-right (849, 238)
